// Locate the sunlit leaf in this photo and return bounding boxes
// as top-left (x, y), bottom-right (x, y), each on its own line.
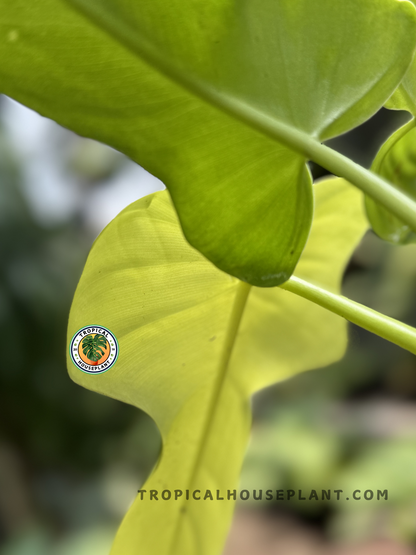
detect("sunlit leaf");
top-left (231, 178), bottom-right (369, 393)
top-left (385, 72), bottom-right (416, 113)
top-left (376, 0), bottom-right (416, 245)
top-left (375, 0), bottom-right (416, 244)
top-left (1, 0), bottom-right (414, 284)
top-left (386, 0), bottom-right (416, 115)
top-left (366, 119), bottom-right (416, 244)
top-left (67, 178), bottom-right (367, 555)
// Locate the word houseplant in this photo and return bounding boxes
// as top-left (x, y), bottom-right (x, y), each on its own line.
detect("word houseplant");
top-left (2, 1), bottom-right (416, 554)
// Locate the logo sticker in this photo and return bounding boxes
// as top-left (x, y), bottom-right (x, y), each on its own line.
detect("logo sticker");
top-left (69, 325), bottom-right (119, 374)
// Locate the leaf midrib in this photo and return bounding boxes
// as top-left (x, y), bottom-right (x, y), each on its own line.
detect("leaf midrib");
top-left (64, 0), bottom-right (321, 154)
top-left (167, 280), bottom-right (251, 554)
top-left (64, 0), bottom-right (416, 236)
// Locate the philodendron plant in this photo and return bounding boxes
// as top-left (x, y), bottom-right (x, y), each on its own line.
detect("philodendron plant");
top-left (2, 0), bottom-right (416, 553)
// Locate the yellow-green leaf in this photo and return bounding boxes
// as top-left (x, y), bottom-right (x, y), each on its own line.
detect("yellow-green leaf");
top-left (386, 0), bottom-right (416, 116)
top-left (67, 178), bottom-right (367, 555)
top-left (366, 119), bottom-right (416, 243)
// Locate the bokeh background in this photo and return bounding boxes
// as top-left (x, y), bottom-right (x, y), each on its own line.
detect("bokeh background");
top-left (0, 95), bottom-right (415, 555)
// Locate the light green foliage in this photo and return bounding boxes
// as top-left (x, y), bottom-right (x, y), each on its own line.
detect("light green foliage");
top-left (367, 119), bottom-right (416, 244)
top-left (331, 440), bottom-right (416, 542)
top-left (3, 2), bottom-right (416, 554)
top-left (67, 179), bottom-right (367, 555)
top-left (386, 72), bottom-right (416, 114)
top-left (386, 0), bottom-right (416, 116)
top-left (1, 0), bottom-right (415, 284)
top-left (376, 0), bottom-right (416, 242)
top-left (241, 405), bottom-right (416, 540)
top-left (66, 0), bottom-right (416, 140)
top-left (240, 413), bottom-right (342, 508)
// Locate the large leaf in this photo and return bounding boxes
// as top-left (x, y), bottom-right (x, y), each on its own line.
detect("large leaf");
top-left (375, 2), bottom-right (416, 243)
top-left (1, 0), bottom-right (415, 285)
top-left (67, 178), bottom-right (368, 555)
top-left (386, 0), bottom-right (416, 116)
top-left (366, 119), bottom-right (416, 244)
top-left (385, 72), bottom-right (416, 113)
top-left (66, 0), bottom-right (416, 141)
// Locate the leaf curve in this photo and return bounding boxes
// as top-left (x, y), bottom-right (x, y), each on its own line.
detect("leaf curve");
top-left (230, 177), bottom-right (369, 393)
top-left (0, 0), bottom-right (415, 285)
top-left (67, 178), bottom-right (368, 555)
top-left (385, 0), bottom-right (416, 116)
top-left (366, 118), bottom-right (416, 244)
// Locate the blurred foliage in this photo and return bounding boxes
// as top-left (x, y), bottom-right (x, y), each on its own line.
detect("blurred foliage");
top-left (240, 218), bottom-right (416, 544)
top-left (0, 102), bottom-right (161, 554)
top-left (0, 100), bottom-right (416, 554)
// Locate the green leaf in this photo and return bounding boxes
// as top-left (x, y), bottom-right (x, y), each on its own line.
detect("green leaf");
top-left (385, 70), bottom-right (416, 114)
top-left (66, 0), bottom-right (416, 140)
top-left (1, 0), bottom-right (415, 285)
top-left (371, 22), bottom-right (416, 244)
top-left (67, 178), bottom-right (367, 555)
top-left (366, 118), bottom-right (416, 244)
top-left (386, 0), bottom-right (416, 116)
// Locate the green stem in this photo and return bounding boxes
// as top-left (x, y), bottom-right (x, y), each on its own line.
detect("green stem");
top-left (280, 276), bottom-right (416, 355)
top-left (218, 98), bottom-right (416, 230)
top-left (305, 132), bottom-right (416, 229)
top-left (67, 0), bottom-right (416, 234)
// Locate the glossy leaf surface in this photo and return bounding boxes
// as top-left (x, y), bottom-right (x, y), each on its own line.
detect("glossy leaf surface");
top-left (366, 120), bottom-right (416, 244)
top-left (1, 0), bottom-right (415, 284)
top-left (67, 178), bottom-right (368, 555)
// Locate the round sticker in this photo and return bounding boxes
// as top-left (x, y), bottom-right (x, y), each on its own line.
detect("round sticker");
top-left (69, 325), bottom-right (119, 374)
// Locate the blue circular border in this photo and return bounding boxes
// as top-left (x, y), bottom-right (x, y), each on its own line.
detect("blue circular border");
top-left (69, 325), bottom-right (119, 375)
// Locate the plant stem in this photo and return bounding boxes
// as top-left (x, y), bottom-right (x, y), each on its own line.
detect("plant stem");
top-left (217, 98), bottom-right (416, 231)
top-left (200, 91), bottom-right (416, 231)
top-left (280, 276), bottom-right (416, 355)
top-left (307, 136), bottom-right (416, 224)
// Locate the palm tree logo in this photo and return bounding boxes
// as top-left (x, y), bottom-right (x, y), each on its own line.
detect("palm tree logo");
top-left (81, 334), bottom-right (108, 366)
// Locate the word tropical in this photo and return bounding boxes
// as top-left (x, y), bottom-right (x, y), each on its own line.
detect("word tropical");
top-left (69, 325), bottom-right (119, 374)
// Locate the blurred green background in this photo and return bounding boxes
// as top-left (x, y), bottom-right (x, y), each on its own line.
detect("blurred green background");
top-left (0, 95), bottom-right (415, 555)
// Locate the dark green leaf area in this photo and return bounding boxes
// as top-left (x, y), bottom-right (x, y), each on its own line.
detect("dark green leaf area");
top-left (170, 150), bottom-right (313, 287)
top-left (366, 122), bottom-right (416, 244)
top-left (81, 334), bottom-right (107, 362)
